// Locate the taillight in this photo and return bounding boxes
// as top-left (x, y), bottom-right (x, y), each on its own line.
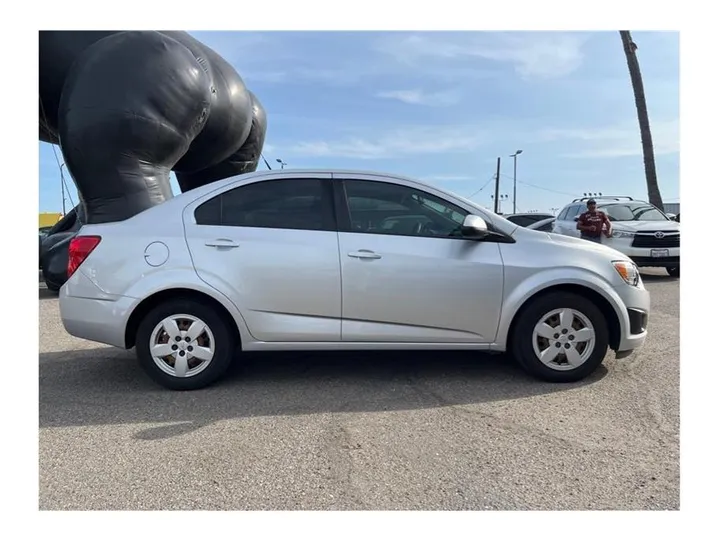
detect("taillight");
top-left (67, 235), bottom-right (101, 278)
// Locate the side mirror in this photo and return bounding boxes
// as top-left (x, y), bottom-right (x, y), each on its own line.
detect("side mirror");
top-left (461, 214), bottom-right (489, 240)
top-left (573, 216), bottom-right (580, 222)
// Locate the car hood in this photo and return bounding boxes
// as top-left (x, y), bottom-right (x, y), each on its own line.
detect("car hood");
top-left (511, 226), bottom-right (628, 258)
top-left (542, 230), bottom-right (630, 260)
top-left (611, 220), bottom-right (679, 232)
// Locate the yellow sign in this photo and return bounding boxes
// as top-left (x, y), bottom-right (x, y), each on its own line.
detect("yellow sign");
top-left (39, 212), bottom-right (63, 228)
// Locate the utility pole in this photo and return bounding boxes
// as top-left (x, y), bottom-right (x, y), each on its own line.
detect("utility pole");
top-left (493, 157), bottom-right (501, 213)
top-left (59, 163), bottom-right (67, 214)
top-left (510, 150), bottom-right (522, 214)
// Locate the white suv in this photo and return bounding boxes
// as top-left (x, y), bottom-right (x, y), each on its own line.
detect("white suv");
top-left (552, 196), bottom-right (680, 277)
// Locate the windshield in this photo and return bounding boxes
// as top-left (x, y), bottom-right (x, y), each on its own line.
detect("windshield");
top-left (599, 202), bottom-right (669, 222)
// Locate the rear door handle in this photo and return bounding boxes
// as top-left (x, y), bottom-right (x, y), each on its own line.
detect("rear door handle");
top-left (348, 250), bottom-right (382, 260)
top-left (205, 238), bottom-right (240, 248)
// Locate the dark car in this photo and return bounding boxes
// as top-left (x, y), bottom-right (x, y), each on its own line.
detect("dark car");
top-left (505, 212), bottom-right (555, 228)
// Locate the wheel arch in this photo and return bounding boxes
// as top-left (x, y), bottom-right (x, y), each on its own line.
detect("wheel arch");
top-left (124, 288), bottom-right (242, 349)
top-left (506, 284), bottom-right (622, 353)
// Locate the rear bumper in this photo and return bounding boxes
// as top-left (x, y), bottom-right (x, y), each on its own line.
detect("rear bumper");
top-left (59, 270), bottom-right (137, 349)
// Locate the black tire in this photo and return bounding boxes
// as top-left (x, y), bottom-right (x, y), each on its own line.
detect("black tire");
top-left (135, 298), bottom-right (236, 390)
top-left (667, 266), bottom-right (680, 277)
top-left (511, 292), bottom-right (609, 383)
top-left (45, 280), bottom-right (61, 292)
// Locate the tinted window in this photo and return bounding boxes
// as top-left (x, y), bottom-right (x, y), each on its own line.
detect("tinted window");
top-left (195, 194), bottom-right (221, 225)
top-left (537, 220), bottom-right (554, 232)
top-left (557, 207), bottom-right (571, 221)
top-left (599, 202), bottom-right (669, 222)
top-left (195, 179), bottom-right (335, 231)
top-left (343, 180), bottom-right (468, 238)
top-left (506, 215), bottom-right (535, 227)
top-left (507, 215), bottom-right (551, 227)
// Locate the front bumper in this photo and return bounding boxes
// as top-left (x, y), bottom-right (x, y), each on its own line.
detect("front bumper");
top-left (629, 255), bottom-right (679, 268)
top-left (612, 280), bottom-right (651, 354)
top-left (603, 238), bottom-right (679, 268)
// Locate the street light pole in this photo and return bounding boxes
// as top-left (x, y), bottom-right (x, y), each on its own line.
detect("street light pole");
top-left (510, 149), bottom-right (523, 214)
top-left (276, 158), bottom-right (287, 170)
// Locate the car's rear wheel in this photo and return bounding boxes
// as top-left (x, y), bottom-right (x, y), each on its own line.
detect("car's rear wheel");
top-left (511, 292), bottom-right (609, 382)
top-left (667, 266), bottom-right (680, 277)
top-left (135, 298), bottom-right (236, 390)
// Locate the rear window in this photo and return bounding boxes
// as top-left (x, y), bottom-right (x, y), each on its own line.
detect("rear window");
top-left (507, 215), bottom-right (538, 227)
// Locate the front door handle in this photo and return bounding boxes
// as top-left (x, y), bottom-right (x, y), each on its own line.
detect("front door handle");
top-left (205, 238), bottom-right (240, 248)
top-left (348, 250), bottom-right (382, 260)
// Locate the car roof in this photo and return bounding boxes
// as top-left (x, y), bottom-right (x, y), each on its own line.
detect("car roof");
top-left (167, 168), bottom-right (440, 200)
top-left (561, 198), bottom-right (651, 209)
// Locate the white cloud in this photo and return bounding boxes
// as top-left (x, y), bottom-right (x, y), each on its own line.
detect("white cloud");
top-left (376, 89), bottom-right (461, 106)
top-left (378, 32), bottom-right (588, 79)
top-left (286, 126), bottom-right (488, 160)
top-left (540, 119), bottom-right (679, 158)
top-left (280, 117), bottom-right (679, 162)
top-left (242, 65), bottom-right (385, 87)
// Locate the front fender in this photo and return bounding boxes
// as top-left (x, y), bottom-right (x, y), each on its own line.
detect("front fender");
top-left (494, 266), bottom-right (628, 350)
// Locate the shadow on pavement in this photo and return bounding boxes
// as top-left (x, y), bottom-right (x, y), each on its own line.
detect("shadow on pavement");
top-left (39, 346), bottom-right (607, 439)
top-left (639, 270), bottom-right (677, 282)
top-left (39, 287), bottom-right (58, 301)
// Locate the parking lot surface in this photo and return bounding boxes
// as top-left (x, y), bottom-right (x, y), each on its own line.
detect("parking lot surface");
top-left (39, 270), bottom-right (679, 510)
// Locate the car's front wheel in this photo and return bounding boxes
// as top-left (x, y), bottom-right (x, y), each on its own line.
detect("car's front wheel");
top-left (135, 298), bottom-right (236, 390)
top-left (511, 292), bottom-right (609, 382)
top-left (667, 266), bottom-right (680, 278)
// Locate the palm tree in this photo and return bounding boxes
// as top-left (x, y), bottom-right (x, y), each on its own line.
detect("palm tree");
top-left (619, 30), bottom-right (664, 211)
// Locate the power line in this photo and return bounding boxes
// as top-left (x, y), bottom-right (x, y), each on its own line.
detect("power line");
top-left (465, 175), bottom-right (497, 199)
top-left (499, 173), bottom-right (575, 197)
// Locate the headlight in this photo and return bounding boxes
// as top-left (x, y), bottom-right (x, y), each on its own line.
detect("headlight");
top-left (613, 260), bottom-right (640, 287)
top-left (612, 229), bottom-right (635, 238)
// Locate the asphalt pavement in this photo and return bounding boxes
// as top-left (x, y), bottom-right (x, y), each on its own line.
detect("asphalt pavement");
top-left (38, 269), bottom-right (679, 510)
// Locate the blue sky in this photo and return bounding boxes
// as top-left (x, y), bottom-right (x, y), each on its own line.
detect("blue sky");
top-left (39, 31), bottom-right (679, 214)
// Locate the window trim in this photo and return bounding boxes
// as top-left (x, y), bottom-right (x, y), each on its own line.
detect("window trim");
top-left (193, 177), bottom-right (338, 232)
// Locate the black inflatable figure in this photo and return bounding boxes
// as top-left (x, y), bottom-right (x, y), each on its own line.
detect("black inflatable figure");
top-left (39, 31), bottom-right (267, 290)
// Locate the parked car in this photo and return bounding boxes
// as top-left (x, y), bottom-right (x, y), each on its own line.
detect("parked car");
top-left (504, 212), bottom-right (555, 228)
top-left (526, 216), bottom-right (556, 232)
top-left (59, 170), bottom-right (650, 390)
top-left (552, 196), bottom-right (680, 277)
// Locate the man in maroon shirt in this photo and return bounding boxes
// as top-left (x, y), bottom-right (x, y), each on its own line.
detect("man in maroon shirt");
top-left (576, 199), bottom-right (612, 243)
